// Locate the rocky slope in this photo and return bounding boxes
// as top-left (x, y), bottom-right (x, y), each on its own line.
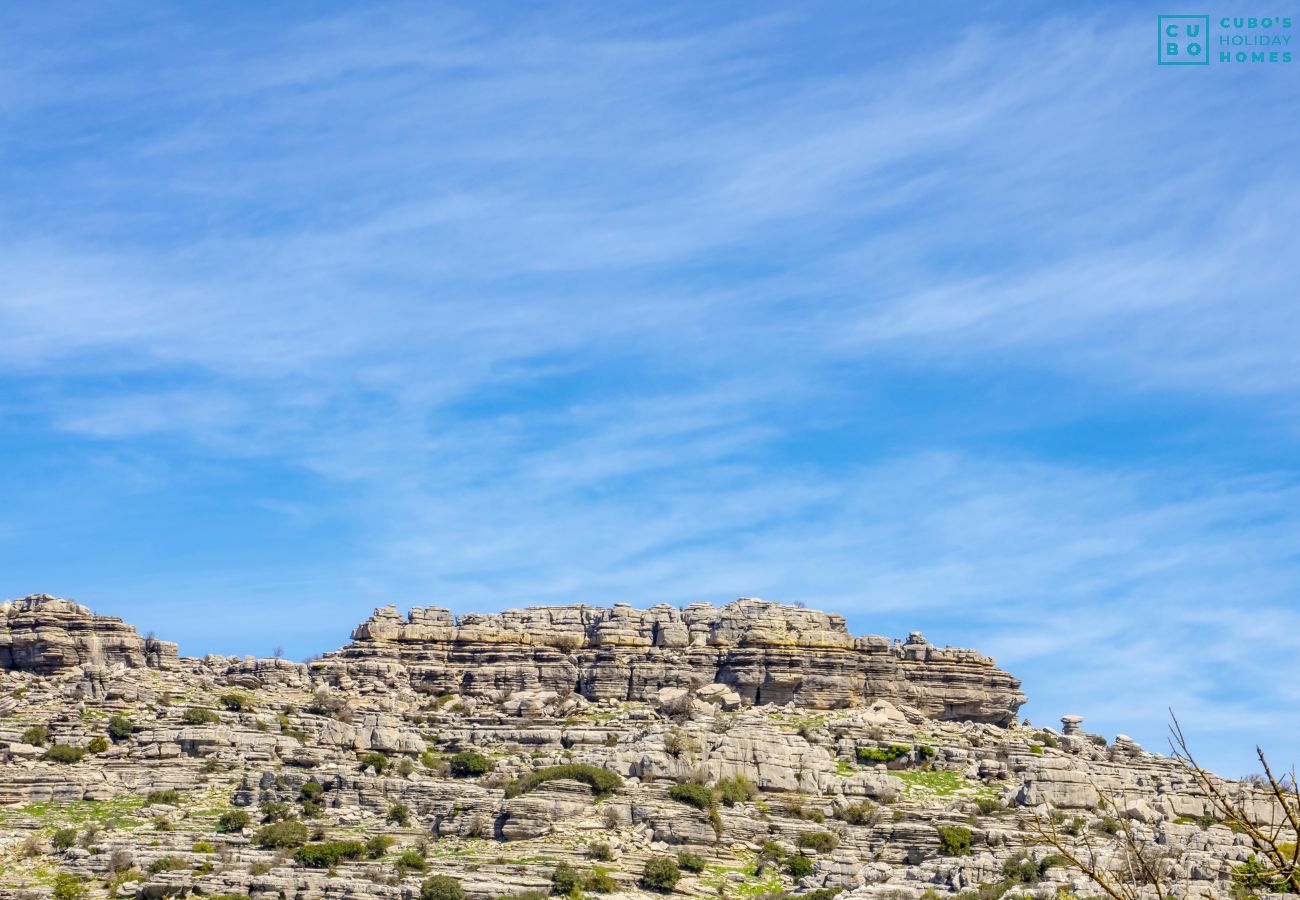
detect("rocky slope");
top-left (0, 594), bottom-right (1287, 900)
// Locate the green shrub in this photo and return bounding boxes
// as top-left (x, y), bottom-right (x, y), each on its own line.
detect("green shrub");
top-left (42, 744), bottom-right (85, 763)
top-left (387, 802), bottom-right (410, 825)
top-left (1001, 854), bottom-right (1040, 883)
top-left (261, 801), bottom-right (293, 822)
top-left (856, 744), bottom-right (911, 764)
top-left (668, 782), bottom-right (713, 810)
top-left (51, 874), bottom-right (87, 900)
top-left (974, 797), bottom-right (1001, 816)
top-left (503, 764), bottom-right (623, 799)
top-left (255, 819), bottom-right (309, 849)
top-left (299, 781), bottom-right (324, 802)
top-left (21, 725), bottom-right (48, 746)
top-left (797, 832), bottom-right (839, 853)
top-left (1032, 731), bottom-right (1059, 749)
top-left (587, 841), bottom-right (614, 861)
top-left (182, 707), bottom-right (221, 725)
top-left (715, 774), bottom-right (757, 807)
top-left (837, 801), bottom-right (877, 825)
top-left (677, 851), bottom-right (706, 873)
top-left (758, 841), bottom-right (786, 862)
top-left (1028, 744), bottom-right (1044, 755)
top-left (146, 856), bottom-right (188, 874)
top-left (52, 827), bottom-right (78, 850)
top-left (583, 868), bottom-right (616, 893)
top-left (87, 736), bottom-right (109, 753)
top-left (551, 861), bottom-right (581, 895)
top-left (218, 692), bottom-right (255, 711)
top-left (108, 714), bottom-right (134, 741)
top-left (917, 745), bottom-right (936, 760)
top-left (366, 834), bottom-right (396, 858)
top-left (360, 752), bottom-right (388, 773)
top-left (449, 750), bottom-right (491, 777)
top-left (420, 875), bottom-right (465, 900)
top-left (193, 840), bottom-right (216, 853)
top-left (396, 848), bottom-right (428, 872)
top-left (641, 856), bottom-right (680, 892)
top-left (146, 789), bottom-right (181, 805)
top-left (294, 840), bottom-right (365, 868)
top-left (786, 854), bottom-right (815, 878)
top-left (937, 825), bottom-right (973, 856)
top-left (1093, 816), bottom-right (1120, 836)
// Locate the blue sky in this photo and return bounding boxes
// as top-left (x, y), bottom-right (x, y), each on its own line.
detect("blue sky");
top-left (2, 1), bottom-right (1298, 776)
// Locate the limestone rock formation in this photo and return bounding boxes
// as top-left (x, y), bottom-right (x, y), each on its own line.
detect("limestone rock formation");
top-left (0, 593), bottom-right (1288, 900)
top-left (0, 594), bottom-right (177, 675)
top-left (326, 598), bottom-right (1026, 725)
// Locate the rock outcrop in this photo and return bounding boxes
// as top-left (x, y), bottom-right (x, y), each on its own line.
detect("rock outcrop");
top-left (0, 593), bottom-right (1286, 900)
top-left (0, 594), bottom-right (177, 675)
top-left (326, 598), bottom-right (1026, 725)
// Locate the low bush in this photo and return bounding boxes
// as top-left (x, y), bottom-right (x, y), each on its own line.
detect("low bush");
top-left (21, 725), bottom-right (48, 746)
top-left (293, 840), bottom-right (365, 868)
top-left (299, 781), bottom-right (324, 802)
top-left (642, 856), bottom-right (680, 892)
top-left (146, 789), bottom-right (181, 805)
top-left (551, 861), bottom-right (581, 895)
top-left (856, 744), bottom-right (912, 764)
top-left (715, 774), bottom-right (757, 807)
top-left (192, 840), bottom-right (216, 853)
top-left (365, 834), bottom-right (395, 858)
top-left (420, 875), bottom-right (465, 900)
top-left (146, 856), bottom-right (188, 875)
top-left (387, 802), bottom-right (410, 825)
top-left (87, 736), bottom-right (109, 753)
top-left (255, 819), bottom-right (309, 849)
top-left (52, 827), bottom-right (78, 850)
top-left (785, 854), bottom-right (815, 878)
top-left (587, 841), bottom-right (614, 861)
top-left (677, 851), bottom-right (706, 872)
top-left (668, 782), bottom-right (714, 811)
top-left (360, 752), bottom-right (388, 773)
top-left (503, 764), bottom-right (622, 799)
top-left (51, 874), bottom-right (87, 900)
top-left (261, 801), bottom-right (293, 822)
top-left (182, 707), bottom-right (221, 725)
top-left (937, 825), bottom-right (973, 857)
top-left (218, 691), bottom-right (255, 711)
top-left (449, 750), bottom-right (491, 777)
top-left (396, 848), bottom-right (427, 872)
top-left (797, 832), bottom-right (839, 853)
top-left (108, 714), bottom-right (134, 741)
top-left (42, 744), bottom-right (85, 764)
top-left (837, 801), bottom-right (878, 826)
top-left (583, 867), bottom-right (616, 893)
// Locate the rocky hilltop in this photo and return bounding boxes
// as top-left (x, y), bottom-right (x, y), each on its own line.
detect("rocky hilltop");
top-left (0, 594), bottom-right (1289, 900)
top-left (331, 600), bottom-right (1025, 725)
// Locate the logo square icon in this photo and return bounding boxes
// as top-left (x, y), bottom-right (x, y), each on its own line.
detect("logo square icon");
top-left (1159, 15), bottom-right (1210, 64)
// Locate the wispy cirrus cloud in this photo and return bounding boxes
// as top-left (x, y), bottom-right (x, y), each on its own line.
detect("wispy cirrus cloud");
top-left (1, 3), bottom-right (1297, 775)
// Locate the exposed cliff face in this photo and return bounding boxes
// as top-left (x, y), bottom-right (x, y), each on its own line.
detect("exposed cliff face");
top-left (328, 598), bottom-right (1026, 725)
top-left (0, 593), bottom-right (1282, 900)
top-left (0, 594), bottom-right (178, 675)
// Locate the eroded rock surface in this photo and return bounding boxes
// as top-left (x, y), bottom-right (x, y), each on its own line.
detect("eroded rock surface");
top-left (328, 599), bottom-right (1026, 725)
top-left (0, 594), bottom-right (1287, 900)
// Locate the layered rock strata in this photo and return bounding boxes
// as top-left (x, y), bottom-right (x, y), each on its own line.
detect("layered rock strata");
top-left (0, 594), bottom-right (177, 674)
top-left (325, 598), bottom-right (1026, 725)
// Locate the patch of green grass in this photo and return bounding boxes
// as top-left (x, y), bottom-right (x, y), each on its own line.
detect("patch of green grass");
top-left (894, 770), bottom-right (971, 797)
top-left (0, 797), bottom-right (147, 830)
top-left (835, 760), bottom-right (857, 777)
top-left (698, 858), bottom-right (784, 898)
